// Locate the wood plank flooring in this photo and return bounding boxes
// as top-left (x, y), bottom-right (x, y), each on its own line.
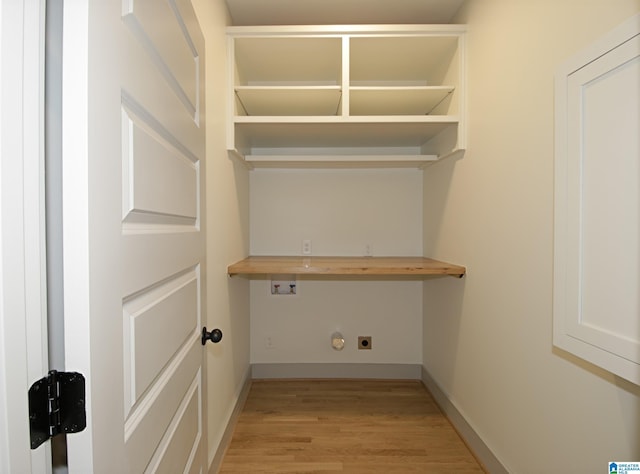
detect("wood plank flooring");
top-left (218, 379), bottom-right (485, 473)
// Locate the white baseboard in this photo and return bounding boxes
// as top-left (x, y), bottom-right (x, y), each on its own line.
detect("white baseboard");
top-left (252, 363), bottom-right (422, 379)
top-left (421, 367), bottom-right (508, 474)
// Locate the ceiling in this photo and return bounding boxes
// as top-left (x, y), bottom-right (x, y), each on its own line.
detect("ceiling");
top-left (224, 0), bottom-right (466, 26)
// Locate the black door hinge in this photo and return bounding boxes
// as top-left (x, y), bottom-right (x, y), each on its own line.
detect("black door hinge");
top-left (28, 370), bottom-right (86, 450)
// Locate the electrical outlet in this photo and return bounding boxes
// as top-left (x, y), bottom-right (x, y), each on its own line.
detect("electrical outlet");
top-left (265, 335), bottom-right (276, 349)
top-left (302, 239), bottom-right (312, 255)
top-left (358, 336), bottom-right (372, 350)
top-left (364, 244), bottom-right (373, 257)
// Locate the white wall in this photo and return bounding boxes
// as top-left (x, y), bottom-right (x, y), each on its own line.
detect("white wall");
top-left (192, 0), bottom-right (251, 467)
top-left (250, 168), bottom-right (423, 364)
top-left (423, 1), bottom-right (640, 472)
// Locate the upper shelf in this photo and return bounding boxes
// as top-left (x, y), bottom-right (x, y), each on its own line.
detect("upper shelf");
top-left (231, 117), bottom-right (462, 168)
top-left (227, 256), bottom-right (466, 278)
top-left (227, 25), bottom-right (466, 167)
top-left (235, 85), bottom-right (455, 117)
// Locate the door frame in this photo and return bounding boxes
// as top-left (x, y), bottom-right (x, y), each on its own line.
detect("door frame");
top-left (0, 0), bottom-right (51, 472)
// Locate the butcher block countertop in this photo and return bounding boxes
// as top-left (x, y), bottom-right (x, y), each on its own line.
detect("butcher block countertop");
top-left (227, 256), bottom-right (466, 278)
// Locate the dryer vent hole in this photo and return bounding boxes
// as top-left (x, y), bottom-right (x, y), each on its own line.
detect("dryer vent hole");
top-left (358, 336), bottom-right (372, 350)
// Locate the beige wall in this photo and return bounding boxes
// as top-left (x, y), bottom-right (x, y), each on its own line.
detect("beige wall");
top-left (250, 169), bottom-right (424, 364)
top-left (423, 1), bottom-right (640, 472)
top-left (192, 0), bottom-right (251, 467)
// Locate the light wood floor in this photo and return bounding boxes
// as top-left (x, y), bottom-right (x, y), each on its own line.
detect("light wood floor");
top-left (218, 379), bottom-right (485, 473)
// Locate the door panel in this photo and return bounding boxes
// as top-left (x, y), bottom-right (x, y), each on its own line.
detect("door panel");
top-left (122, 0), bottom-right (200, 119)
top-left (554, 13), bottom-right (640, 385)
top-left (62, 0), bottom-right (206, 471)
top-left (567, 39), bottom-right (639, 360)
top-left (122, 108), bottom-right (199, 224)
top-left (123, 268), bottom-right (199, 408)
top-left (152, 378), bottom-right (202, 474)
top-left (124, 347), bottom-right (201, 474)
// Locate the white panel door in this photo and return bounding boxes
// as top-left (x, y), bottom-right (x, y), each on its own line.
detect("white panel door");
top-left (61, 1), bottom-right (208, 472)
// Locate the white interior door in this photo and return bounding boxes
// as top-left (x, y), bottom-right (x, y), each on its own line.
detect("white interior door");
top-left (61, 1), bottom-right (207, 472)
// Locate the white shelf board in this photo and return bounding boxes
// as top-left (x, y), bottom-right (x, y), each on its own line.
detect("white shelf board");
top-left (229, 143), bottom-right (464, 168)
top-left (235, 86), bottom-right (342, 116)
top-left (233, 115), bottom-right (459, 123)
top-left (228, 148), bottom-right (467, 169)
top-left (349, 86), bottom-right (454, 115)
top-left (243, 154), bottom-right (439, 168)
top-left (233, 116), bottom-right (458, 149)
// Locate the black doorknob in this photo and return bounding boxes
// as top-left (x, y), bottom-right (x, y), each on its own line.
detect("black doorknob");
top-left (201, 327), bottom-right (223, 345)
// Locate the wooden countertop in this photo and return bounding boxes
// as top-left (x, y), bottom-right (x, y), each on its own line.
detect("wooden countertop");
top-left (227, 256), bottom-right (466, 278)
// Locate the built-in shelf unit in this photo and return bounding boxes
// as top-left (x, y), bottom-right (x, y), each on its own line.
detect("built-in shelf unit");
top-left (226, 25), bottom-right (466, 168)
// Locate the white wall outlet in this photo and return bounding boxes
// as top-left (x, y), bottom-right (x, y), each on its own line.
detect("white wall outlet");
top-left (302, 239), bottom-right (312, 255)
top-left (265, 335), bottom-right (275, 349)
top-left (364, 243), bottom-right (373, 257)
